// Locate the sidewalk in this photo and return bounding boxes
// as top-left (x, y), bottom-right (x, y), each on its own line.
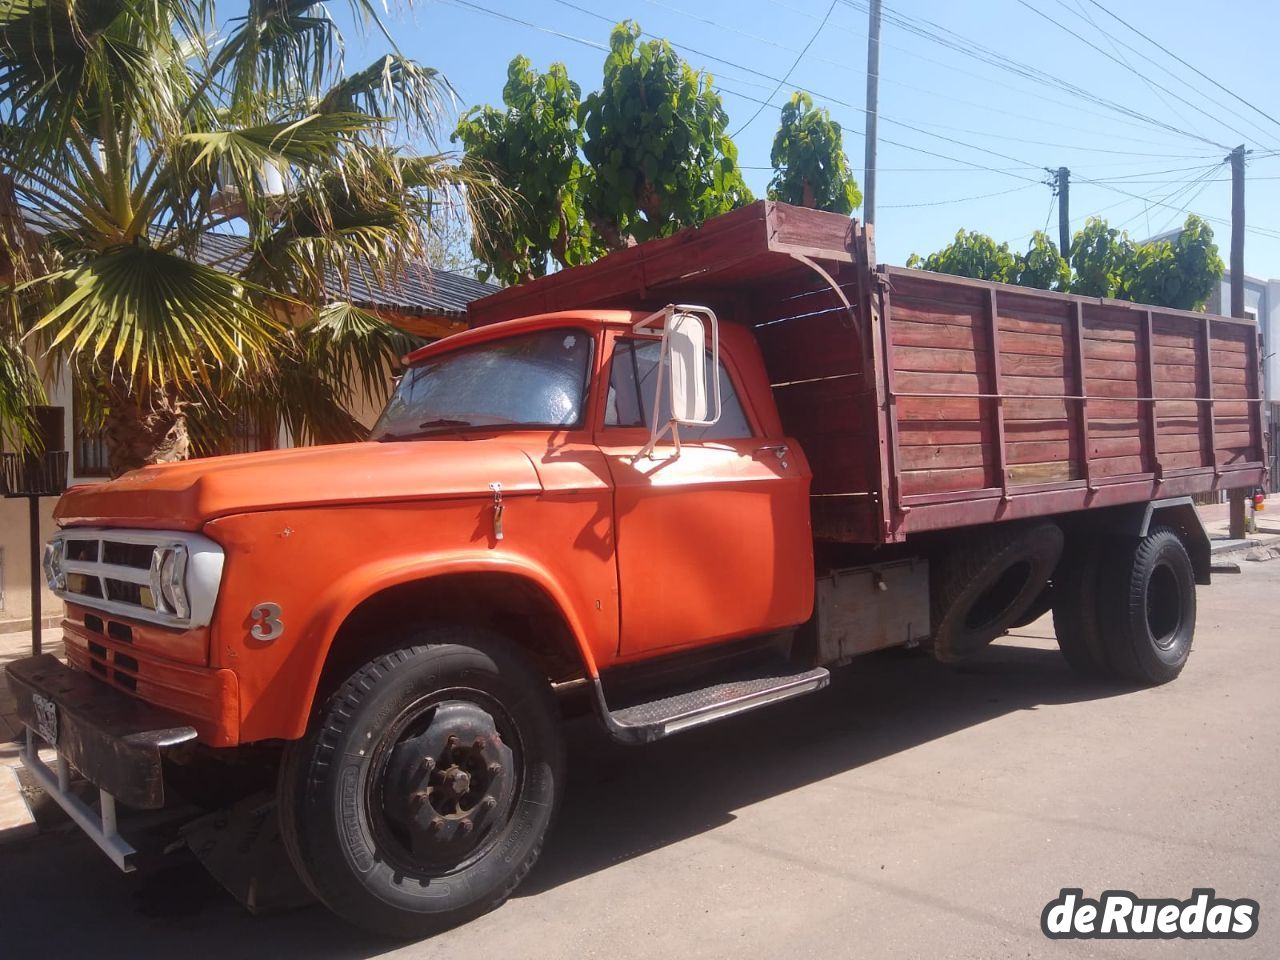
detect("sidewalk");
top-left (1195, 500), bottom-right (1280, 558)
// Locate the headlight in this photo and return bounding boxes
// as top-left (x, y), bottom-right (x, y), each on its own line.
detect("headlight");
top-left (149, 544), bottom-right (190, 619)
top-left (42, 540), bottom-right (66, 591)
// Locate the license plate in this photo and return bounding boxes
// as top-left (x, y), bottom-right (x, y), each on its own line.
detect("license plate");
top-left (31, 692), bottom-right (58, 746)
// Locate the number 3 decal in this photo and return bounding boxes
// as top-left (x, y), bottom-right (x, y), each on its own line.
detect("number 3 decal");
top-left (250, 602), bottom-right (284, 641)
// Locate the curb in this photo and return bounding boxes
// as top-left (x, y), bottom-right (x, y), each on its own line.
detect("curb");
top-left (1210, 535), bottom-right (1280, 561)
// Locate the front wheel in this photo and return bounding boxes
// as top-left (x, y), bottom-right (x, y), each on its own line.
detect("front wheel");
top-left (279, 628), bottom-right (564, 938)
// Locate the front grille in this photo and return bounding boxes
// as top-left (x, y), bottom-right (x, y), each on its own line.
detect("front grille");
top-left (62, 534), bottom-right (161, 616)
top-left (50, 528), bottom-right (225, 630)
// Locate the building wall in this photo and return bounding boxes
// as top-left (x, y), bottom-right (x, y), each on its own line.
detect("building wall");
top-left (1209, 273), bottom-right (1277, 404)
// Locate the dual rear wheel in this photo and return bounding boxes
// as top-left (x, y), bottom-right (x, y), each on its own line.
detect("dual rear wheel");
top-left (1052, 525), bottom-right (1196, 684)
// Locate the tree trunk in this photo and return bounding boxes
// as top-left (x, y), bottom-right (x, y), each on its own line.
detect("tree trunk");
top-left (100, 379), bottom-right (190, 477)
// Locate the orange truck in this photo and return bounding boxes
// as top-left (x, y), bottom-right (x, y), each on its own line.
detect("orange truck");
top-left (6, 201), bottom-right (1267, 935)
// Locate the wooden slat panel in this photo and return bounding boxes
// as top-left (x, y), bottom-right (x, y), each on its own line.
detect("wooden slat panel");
top-left (801, 434), bottom-right (876, 494)
top-left (897, 419), bottom-right (996, 446)
top-left (773, 376), bottom-right (868, 435)
top-left (756, 309), bottom-right (864, 384)
top-left (899, 443), bottom-right (987, 470)
top-left (890, 318), bottom-right (986, 350)
top-left (1007, 461), bottom-right (1074, 484)
top-left (899, 466), bottom-right (989, 496)
top-left (893, 345), bottom-right (988, 373)
top-left (1005, 373), bottom-right (1069, 395)
top-left (995, 330), bottom-right (1064, 357)
top-left (1004, 397), bottom-right (1073, 420)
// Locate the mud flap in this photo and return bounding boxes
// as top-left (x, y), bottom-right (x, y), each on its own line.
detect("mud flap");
top-left (182, 792), bottom-right (314, 915)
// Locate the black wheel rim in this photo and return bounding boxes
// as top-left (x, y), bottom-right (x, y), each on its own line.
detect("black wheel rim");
top-left (1146, 561), bottom-right (1183, 649)
top-left (365, 688), bottom-right (523, 877)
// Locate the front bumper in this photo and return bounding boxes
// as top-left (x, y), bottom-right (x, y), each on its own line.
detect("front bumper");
top-left (5, 655), bottom-right (198, 869)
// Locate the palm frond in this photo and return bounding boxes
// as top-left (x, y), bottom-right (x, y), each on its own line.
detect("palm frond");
top-left (26, 244), bottom-right (284, 389)
top-left (317, 55), bottom-right (454, 143)
top-left (306, 300), bottom-right (420, 404)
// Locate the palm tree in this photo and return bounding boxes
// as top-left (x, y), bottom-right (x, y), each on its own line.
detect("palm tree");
top-left (0, 0), bottom-right (505, 474)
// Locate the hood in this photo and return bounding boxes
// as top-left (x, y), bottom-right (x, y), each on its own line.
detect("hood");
top-left (54, 440), bottom-right (543, 530)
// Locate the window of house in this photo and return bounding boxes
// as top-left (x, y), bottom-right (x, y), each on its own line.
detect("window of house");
top-left (213, 409), bottom-right (277, 456)
top-left (605, 338), bottom-right (753, 440)
top-left (71, 390), bottom-right (110, 478)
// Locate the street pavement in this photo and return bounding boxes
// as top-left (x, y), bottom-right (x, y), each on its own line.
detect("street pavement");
top-left (1, 559), bottom-right (1278, 958)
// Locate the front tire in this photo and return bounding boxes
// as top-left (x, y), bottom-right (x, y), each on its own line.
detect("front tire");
top-left (279, 628), bottom-right (564, 938)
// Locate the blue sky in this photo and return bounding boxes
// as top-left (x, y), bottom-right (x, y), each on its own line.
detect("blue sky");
top-left (330, 0), bottom-right (1280, 277)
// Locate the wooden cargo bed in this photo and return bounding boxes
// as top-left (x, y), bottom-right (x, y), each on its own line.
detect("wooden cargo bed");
top-left (468, 201), bottom-right (1267, 544)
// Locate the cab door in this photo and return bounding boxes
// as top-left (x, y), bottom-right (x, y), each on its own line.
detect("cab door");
top-left (597, 331), bottom-right (814, 658)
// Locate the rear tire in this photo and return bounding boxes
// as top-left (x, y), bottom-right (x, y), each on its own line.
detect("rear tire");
top-left (1096, 526), bottom-right (1196, 685)
top-left (278, 627), bottom-right (564, 938)
top-left (1051, 540), bottom-right (1110, 677)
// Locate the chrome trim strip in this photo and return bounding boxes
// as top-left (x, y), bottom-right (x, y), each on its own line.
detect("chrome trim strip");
top-left (47, 527), bottom-right (225, 629)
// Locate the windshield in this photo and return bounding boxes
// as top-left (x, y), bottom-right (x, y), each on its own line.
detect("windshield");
top-left (374, 327), bottom-right (594, 441)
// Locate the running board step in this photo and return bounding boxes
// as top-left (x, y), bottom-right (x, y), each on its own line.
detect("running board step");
top-left (595, 660), bottom-right (830, 744)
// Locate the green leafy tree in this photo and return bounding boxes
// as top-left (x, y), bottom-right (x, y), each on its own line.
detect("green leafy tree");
top-left (453, 57), bottom-right (600, 285)
top-left (1014, 231), bottom-right (1072, 291)
top-left (579, 21), bottom-right (752, 247)
top-left (1068, 218), bottom-right (1134, 298)
top-left (909, 217), bottom-right (1220, 310)
top-left (906, 229), bottom-right (1018, 282)
top-left (1115, 215), bottom-right (1223, 311)
top-left (0, 0), bottom-right (509, 472)
top-left (767, 92), bottom-right (861, 214)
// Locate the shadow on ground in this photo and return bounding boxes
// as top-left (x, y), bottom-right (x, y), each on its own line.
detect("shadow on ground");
top-left (1, 635), bottom-right (1131, 959)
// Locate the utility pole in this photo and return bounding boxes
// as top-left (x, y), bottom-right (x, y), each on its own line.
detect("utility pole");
top-left (862, 0), bottom-right (882, 227)
top-left (1056, 166), bottom-right (1070, 256)
top-left (1228, 144), bottom-right (1247, 538)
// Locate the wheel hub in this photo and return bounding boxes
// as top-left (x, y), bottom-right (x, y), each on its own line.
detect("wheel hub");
top-left (382, 701), bottom-right (516, 868)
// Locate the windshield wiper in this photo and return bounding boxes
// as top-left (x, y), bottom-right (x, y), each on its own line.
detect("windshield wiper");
top-left (377, 418), bottom-right (479, 442)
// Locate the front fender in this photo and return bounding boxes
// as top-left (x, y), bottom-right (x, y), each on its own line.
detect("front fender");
top-left (205, 496), bottom-right (617, 743)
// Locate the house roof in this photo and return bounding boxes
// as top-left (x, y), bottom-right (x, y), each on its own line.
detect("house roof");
top-left (195, 232), bottom-right (498, 321)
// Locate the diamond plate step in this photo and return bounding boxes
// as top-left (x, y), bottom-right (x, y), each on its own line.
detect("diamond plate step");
top-left (598, 659), bottom-right (830, 744)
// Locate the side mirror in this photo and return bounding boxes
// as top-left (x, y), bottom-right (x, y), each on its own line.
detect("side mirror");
top-left (634, 304), bottom-right (721, 457)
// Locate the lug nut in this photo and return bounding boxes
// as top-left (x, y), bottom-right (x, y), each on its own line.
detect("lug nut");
top-left (488, 762), bottom-right (502, 776)
top-left (459, 819), bottom-right (474, 834)
top-left (420, 757), bottom-right (436, 775)
top-left (410, 790), bottom-right (429, 810)
top-left (473, 735), bottom-right (487, 749)
top-left (482, 796), bottom-right (497, 811)
top-left (446, 735), bottom-right (459, 748)
top-left (429, 817), bottom-right (445, 832)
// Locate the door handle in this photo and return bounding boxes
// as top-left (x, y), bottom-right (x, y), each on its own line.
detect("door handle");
top-left (756, 443), bottom-right (790, 468)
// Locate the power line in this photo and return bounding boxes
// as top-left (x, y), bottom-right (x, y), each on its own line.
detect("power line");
top-left (1111, 163), bottom-right (1221, 234)
top-left (835, 0), bottom-right (1227, 148)
top-left (545, 0), bottom-right (1051, 172)
top-left (1076, 174), bottom-right (1280, 241)
top-left (1009, 0), bottom-right (1260, 147)
top-left (1054, 0), bottom-right (1280, 151)
top-left (730, 0), bottom-right (838, 137)
top-left (880, 183), bottom-right (1039, 209)
top-left (650, 0), bottom-right (1213, 154)
top-left (1081, 0), bottom-right (1280, 136)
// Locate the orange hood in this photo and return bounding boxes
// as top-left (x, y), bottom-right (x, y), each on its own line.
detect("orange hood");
top-left (54, 440), bottom-right (544, 530)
